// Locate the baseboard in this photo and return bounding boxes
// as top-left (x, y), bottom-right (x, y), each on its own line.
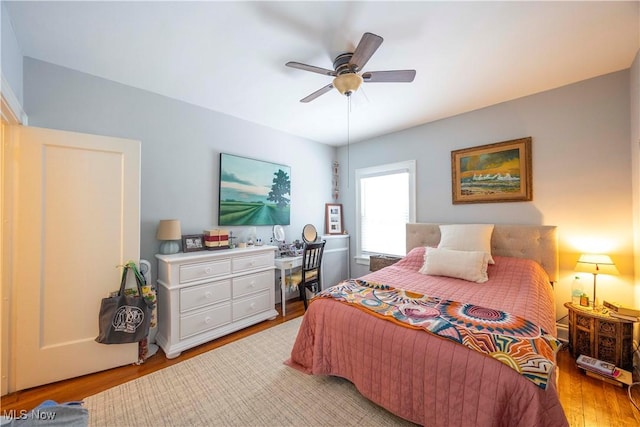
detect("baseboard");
top-left (556, 323), bottom-right (568, 344)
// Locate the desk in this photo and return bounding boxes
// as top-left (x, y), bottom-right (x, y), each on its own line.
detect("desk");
top-left (274, 255), bottom-right (302, 316)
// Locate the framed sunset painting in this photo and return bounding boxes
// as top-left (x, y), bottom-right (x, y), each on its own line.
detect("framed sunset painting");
top-left (451, 137), bottom-right (532, 204)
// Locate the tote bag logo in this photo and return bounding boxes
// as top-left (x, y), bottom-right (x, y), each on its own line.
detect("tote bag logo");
top-left (112, 305), bottom-right (145, 333)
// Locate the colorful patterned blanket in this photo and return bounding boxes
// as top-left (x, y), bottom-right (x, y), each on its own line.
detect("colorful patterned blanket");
top-left (316, 279), bottom-right (561, 390)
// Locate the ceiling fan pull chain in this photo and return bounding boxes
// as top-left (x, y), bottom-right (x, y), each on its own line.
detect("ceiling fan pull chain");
top-left (347, 96), bottom-right (351, 189)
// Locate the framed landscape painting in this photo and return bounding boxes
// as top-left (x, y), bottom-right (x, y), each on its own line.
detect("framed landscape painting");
top-left (451, 137), bottom-right (532, 204)
top-left (218, 153), bottom-right (291, 225)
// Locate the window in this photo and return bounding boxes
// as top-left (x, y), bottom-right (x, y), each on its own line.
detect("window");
top-left (355, 160), bottom-right (416, 264)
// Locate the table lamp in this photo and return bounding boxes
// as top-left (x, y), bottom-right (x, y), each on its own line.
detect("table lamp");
top-left (574, 253), bottom-right (618, 311)
top-left (157, 219), bottom-right (181, 254)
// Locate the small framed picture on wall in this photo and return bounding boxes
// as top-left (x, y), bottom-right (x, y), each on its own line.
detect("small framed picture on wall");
top-left (325, 203), bottom-right (344, 235)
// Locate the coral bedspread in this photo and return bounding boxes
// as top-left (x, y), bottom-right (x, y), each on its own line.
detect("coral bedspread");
top-left (287, 248), bottom-right (568, 427)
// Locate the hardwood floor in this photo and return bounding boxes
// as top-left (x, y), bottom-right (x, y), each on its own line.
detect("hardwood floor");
top-left (2, 300), bottom-right (640, 426)
top-left (1, 301), bottom-right (306, 415)
top-left (557, 345), bottom-right (640, 426)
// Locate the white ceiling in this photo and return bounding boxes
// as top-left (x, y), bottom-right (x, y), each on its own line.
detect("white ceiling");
top-left (4, 1), bottom-right (639, 146)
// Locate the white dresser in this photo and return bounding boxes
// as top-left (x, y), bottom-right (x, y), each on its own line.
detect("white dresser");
top-left (155, 246), bottom-right (277, 358)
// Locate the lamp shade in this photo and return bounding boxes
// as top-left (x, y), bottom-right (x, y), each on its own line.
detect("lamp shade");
top-left (156, 219), bottom-right (181, 240)
top-left (575, 254), bottom-right (619, 275)
top-left (333, 73), bottom-right (363, 96)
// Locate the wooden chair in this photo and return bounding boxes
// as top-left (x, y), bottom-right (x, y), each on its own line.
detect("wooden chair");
top-left (296, 240), bottom-right (325, 310)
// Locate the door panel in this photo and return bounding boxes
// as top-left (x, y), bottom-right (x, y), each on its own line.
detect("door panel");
top-left (12, 126), bottom-right (140, 391)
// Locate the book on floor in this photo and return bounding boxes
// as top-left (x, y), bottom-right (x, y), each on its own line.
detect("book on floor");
top-left (584, 367), bottom-right (632, 386)
top-left (576, 355), bottom-right (615, 376)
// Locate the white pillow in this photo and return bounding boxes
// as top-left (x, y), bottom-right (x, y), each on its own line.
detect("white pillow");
top-left (438, 224), bottom-right (495, 264)
top-left (419, 247), bottom-right (490, 283)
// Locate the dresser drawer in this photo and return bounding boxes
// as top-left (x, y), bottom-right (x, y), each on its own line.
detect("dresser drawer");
top-left (233, 290), bottom-right (271, 321)
top-left (180, 279), bottom-right (231, 313)
top-left (179, 259), bottom-right (231, 283)
top-left (233, 271), bottom-right (272, 299)
top-left (180, 304), bottom-right (232, 339)
top-left (232, 253), bottom-right (273, 273)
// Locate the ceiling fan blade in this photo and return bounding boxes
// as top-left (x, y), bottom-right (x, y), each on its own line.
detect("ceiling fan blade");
top-left (300, 83), bottom-right (334, 103)
top-left (349, 32), bottom-right (383, 71)
top-left (362, 70), bottom-right (416, 83)
top-left (286, 61), bottom-right (336, 77)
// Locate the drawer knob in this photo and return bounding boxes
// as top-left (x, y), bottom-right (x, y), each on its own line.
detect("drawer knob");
top-left (204, 316), bottom-right (212, 324)
top-left (249, 281), bottom-right (255, 287)
top-left (205, 267), bottom-right (212, 274)
top-left (205, 291), bottom-right (212, 299)
top-left (250, 303), bottom-right (256, 310)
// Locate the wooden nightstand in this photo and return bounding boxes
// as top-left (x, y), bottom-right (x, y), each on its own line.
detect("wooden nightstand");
top-left (564, 302), bottom-right (636, 370)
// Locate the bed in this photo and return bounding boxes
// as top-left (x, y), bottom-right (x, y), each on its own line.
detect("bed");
top-left (287, 223), bottom-right (568, 427)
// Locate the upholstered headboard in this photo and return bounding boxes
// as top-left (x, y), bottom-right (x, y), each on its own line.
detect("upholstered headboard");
top-left (406, 223), bottom-right (559, 283)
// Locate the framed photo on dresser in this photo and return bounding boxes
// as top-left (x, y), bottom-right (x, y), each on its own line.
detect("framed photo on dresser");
top-left (182, 234), bottom-right (205, 252)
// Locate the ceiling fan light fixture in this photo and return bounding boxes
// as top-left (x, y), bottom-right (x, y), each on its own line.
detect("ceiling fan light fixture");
top-left (287, 32), bottom-right (415, 103)
top-left (333, 73), bottom-right (363, 96)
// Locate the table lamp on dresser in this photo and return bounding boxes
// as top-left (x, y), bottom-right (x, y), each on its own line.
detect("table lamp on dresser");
top-left (157, 219), bottom-right (181, 254)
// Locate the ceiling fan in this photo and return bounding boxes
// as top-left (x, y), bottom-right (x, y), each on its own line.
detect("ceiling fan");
top-left (286, 32), bottom-right (416, 103)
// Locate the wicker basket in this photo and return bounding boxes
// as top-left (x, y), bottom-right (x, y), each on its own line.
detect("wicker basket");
top-left (369, 255), bottom-right (402, 272)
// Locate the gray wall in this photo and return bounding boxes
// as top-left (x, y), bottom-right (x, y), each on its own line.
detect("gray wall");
top-left (19, 57), bottom-right (639, 319)
top-left (339, 70), bottom-right (634, 318)
top-left (23, 58), bottom-right (335, 282)
top-left (1, 2), bottom-right (24, 108)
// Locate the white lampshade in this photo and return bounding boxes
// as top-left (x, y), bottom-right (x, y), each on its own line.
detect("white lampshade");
top-left (157, 219), bottom-right (181, 254)
top-left (575, 254), bottom-right (619, 275)
top-left (574, 253), bottom-right (618, 310)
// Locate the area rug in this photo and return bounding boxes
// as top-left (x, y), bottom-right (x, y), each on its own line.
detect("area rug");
top-left (83, 317), bottom-right (415, 426)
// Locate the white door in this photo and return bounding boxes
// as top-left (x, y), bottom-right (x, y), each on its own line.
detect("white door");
top-left (9, 125), bottom-right (140, 391)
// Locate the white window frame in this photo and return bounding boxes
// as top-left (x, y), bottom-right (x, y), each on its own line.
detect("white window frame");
top-left (355, 160), bottom-right (416, 265)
